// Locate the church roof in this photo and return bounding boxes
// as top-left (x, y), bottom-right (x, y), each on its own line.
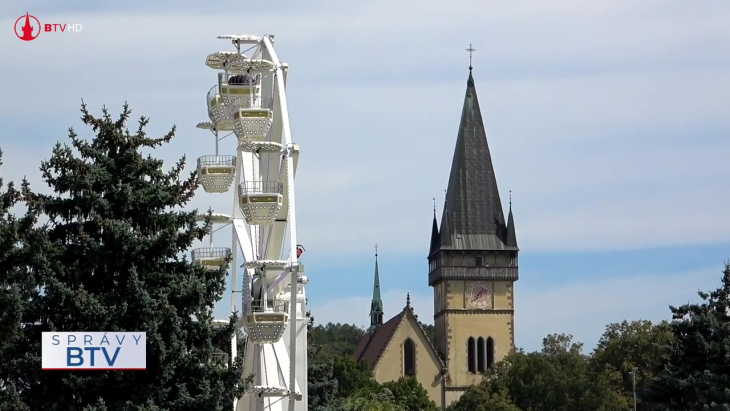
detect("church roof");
top-left (436, 70), bottom-right (516, 252)
top-left (353, 299), bottom-right (444, 369)
top-left (353, 311), bottom-right (403, 365)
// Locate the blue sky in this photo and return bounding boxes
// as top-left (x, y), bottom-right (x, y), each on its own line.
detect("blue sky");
top-left (2, 0), bottom-right (729, 352)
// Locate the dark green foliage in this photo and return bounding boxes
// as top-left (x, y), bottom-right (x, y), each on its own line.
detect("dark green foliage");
top-left (0, 150), bottom-right (38, 411)
top-left (310, 322), bottom-right (367, 361)
top-left (446, 386), bottom-right (521, 411)
top-left (450, 334), bottom-right (629, 411)
top-left (644, 263), bottom-right (730, 410)
top-left (308, 362), bottom-right (339, 411)
top-left (381, 378), bottom-right (438, 411)
top-left (0, 104), bottom-right (244, 410)
top-left (340, 387), bottom-right (406, 411)
top-left (332, 356), bottom-right (380, 398)
top-left (590, 319), bottom-right (673, 407)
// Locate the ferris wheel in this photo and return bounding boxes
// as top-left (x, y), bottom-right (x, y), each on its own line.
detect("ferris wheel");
top-left (191, 34), bottom-right (308, 411)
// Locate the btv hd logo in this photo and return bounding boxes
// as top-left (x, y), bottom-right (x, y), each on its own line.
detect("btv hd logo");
top-left (42, 332), bottom-right (146, 370)
top-left (14, 12), bottom-right (82, 41)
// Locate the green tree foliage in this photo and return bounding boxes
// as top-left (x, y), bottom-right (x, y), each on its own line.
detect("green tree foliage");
top-left (308, 361), bottom-right (339, 411)
top-left (450, 334), bottom-right (629, 411)
top-left (1, 104), bottom-right (244, 410)
top-left (332, 356), bottom-right (381, 398)
top-left (644, 263), bottom-right (730, 410)
top-left (590, 319), bottom-right (673, 406)
top-left (0, 150), bottom-right (39, 411)
top-left (340, 387), bottom-right (406, 411)
top-left (381, 378), bottom-right (438, 411)
top-left (310, 322), bottom-right (367, 361)
top-left (446, 385), bottom-right (521, 411)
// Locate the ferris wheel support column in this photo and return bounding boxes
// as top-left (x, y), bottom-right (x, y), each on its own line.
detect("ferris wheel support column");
top-left (263, 35), bottom-right (301, 411)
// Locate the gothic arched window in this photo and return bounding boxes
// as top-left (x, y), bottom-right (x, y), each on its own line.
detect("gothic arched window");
top-left (487, 337), bottom-right (495, 369)
top-left (404, 339), bottom-right (416, 377)
top-left (476, 337), bottom-right (485, 373)
top-left (467, 337), bottom-right (476, 373)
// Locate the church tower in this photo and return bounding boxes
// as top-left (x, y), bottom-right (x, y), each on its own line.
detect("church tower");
top-left (369, 247), bottom-right (384, 332)
top-left (429, 67), bottom-right (519, 405)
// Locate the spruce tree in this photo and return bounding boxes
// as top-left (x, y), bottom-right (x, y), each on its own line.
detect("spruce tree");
top-left (645, 263), bottom-right (730, 410)
top-left (0, 150), bottom-right (41, 411)
top-left (13, 103), bottom-right (244, 410)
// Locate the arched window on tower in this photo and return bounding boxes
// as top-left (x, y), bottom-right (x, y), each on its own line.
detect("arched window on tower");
top-left (467, 337), bottom-right (476, 373)
top-left (476, 337), bottom-right (485, 373)
top-left (487, 337), bottom-right (495, 369)
top-left (404, 339), bottom-right (416, 377)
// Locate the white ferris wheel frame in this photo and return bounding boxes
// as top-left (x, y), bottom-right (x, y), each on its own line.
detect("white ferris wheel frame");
top-left (197, 34), bottom-right (307, 411)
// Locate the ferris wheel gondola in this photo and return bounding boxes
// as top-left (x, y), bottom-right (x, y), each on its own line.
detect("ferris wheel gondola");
top-left (195, 34), bottom-right (307, 411)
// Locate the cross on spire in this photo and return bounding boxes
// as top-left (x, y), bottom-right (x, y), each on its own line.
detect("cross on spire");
top-left (374, 243), bottom-right (378, 258)
top-left (466, 43), bottom-right (476, 71)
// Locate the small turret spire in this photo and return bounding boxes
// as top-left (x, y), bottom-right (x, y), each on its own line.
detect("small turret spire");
top-left (429, 199), bottom-right (440, 257)
top-left (369, 244), bottom-right (384, 331)
top-left (506, 192), bottom-right (518, 248)
top-left (406, 292), bottom-right (411, 307)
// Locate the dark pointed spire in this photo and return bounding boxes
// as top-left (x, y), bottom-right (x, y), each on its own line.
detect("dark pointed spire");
top-left (370, 244), bottom-right (384, 330)
top-left (438, 68), bottom-right (514, 251)
top-left (506, 191), bottom-right (518, 248)
top-left (429, 198), bottom-right (440, 256)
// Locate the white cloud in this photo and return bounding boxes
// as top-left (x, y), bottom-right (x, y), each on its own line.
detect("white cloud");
top-left (1, 0), bottom-right (729, 259)
top-left (311, 267), bottom-right (723, 352)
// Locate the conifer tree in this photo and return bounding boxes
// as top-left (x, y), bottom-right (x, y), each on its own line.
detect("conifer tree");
top-left (0, 150), bottom-right (41, 411)
top-left (11, 103), bottom-right (244, 410)
top-left (645, 263), bottom-right (730, 410)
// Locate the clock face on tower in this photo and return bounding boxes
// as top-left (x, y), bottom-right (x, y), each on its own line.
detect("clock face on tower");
top-left (465, 281), bottom-right (492, 309)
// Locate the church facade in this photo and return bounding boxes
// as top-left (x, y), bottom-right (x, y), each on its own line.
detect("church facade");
top-left (353, 68), bottom-right (519, 409)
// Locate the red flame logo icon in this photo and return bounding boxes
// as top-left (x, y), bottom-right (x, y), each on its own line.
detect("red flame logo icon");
top-left (15, 13), bottom-right (40, 41)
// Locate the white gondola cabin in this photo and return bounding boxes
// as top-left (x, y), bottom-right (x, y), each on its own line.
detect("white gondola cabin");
top-left (245, 309), bottom-right (288, 344)
top-left (233, 108), bottom-right (273, 142)
top-left (219, 72), bottom-right (263, 110)
top-left (241, 261), bottom-right (297, 344)
top-left (217, 58), bottom-right (276, 143)
top-left (197, 155), bottom-right (236, 193)
top-left (238, 181), bottom-right (283, 224)
top-left (191, 247), bottom-right (231, 269)
top-left (206, 86), bottom-right (233, 131)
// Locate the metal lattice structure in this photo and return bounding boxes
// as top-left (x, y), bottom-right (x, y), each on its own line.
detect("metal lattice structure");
top-left (194, 34), bottom-right (307, 411)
